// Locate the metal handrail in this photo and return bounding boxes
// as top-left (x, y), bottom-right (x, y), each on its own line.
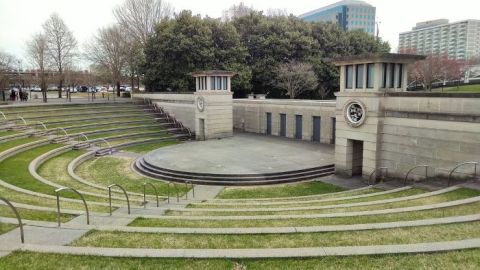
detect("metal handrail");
top-left (37, 121), bottom-right (47, 130)
top-left (0, 111), bottom-right (7, 121)
top-left (77, 133), bottom-right (89, 143)
top-left (55, 187), bottom-right (90, 227)
top-left (167, 181), bottom-right (179, 203)
top-left (0, 197), bottom-right (24, 243)
top-left (448, 161), bottom-right (479, 186)
top-left (404, 165), bottom-right (429, 186)
top-left (107, 184), bottom-right (130, 215)
top-left (368, 167), bottom-right (388, 185)
top-left (57, 127), bottom-right (68, 137)
top-left (143, 182), bottom-right (159, 208)
top-left (18, 116), bottom-right (27, 126)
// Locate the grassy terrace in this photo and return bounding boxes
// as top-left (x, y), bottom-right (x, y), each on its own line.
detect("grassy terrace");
top-left (0, 223), bottom-right (16, 235)
top-left (76, 155), bottom-right (189, 196)
top-left (130, 201), bottom-right (480, 228)
top-left (37, 150), bottom-right (144, 202)
top-left (189, 188), bottom-right (426, 209)
top-left (46, 117), bottom-right (152, 129)
top-left (80, 128), bottom-right (166, 141)
top-left (0, 130), bottom-right (17, 137)
top-left (0, 143), bottom-right (129, 206)
top-left (0, 205), bottom-right (74, 222)
top-left (26, 113), bottom-right (147, 125)
top-left (432, 84), bottom-right (480, 93)
top-left (120, 140), bottom-right (180, 154)
top-left (0, 137), bottom-right (40, 153)
top-left (0, 250), bottom-right (479, 270)
top-left (72, 221), bottom-right (480, 249)
top-left (216, 181), bottom-right (346, 199)
top-left (166, 188), bottom-right (480, 216)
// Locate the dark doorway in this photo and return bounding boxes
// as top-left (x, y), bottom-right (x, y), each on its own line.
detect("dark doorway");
top-left (352, 140), bottom-right (364, 176)
top-left (266, 113), bottom-right (272, 135)
top-left (312, 116), bottom-right (321, 142)
top-left (198, 118), bottom-right (205, 140)
top-left (331, 117), bottom-right (336, 144)
top-left (279, 114), bottom-right (286, 137)
top-left (295, 115), bottom-right (302, 139)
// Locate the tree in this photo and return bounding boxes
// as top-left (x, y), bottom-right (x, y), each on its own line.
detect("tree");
top-left (84, 25), bottom-right (128, 96)
top-left (275, 61), bottom-right (318, 99)
top-left (26, 33), bottom-right (49, 102)
top-left (222, 2), bottom-right (255, 21)
top-left (114, 0), bottom-right (173, 47)
top-left (43, 13), bottom-right (77, 98)
top-left (0, 51), bottom-right (18, 101)
top-left (409, 54), bottom-right (464, 91)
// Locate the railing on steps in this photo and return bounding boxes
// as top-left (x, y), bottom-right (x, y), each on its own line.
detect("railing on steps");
top-left (448, 161), bottom-right (479, 186)
top-left (368, 167), bottom-right (388, 185)
top-left (0, 197), bottom-right (24, 243)
top-left (167, 181), bottom-right (180, 203)
top-left (107, 184), bottom-right (130, 215)
top-left (55, 187), bottom-right (90, 227)
top-left (404, 165), bottom-right (430, 186)
top-left (143, 182), bottom-right (159, 208)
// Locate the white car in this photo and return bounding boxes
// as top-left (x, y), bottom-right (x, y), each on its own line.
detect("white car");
top-left (31, 86), bottom-right (42, 92)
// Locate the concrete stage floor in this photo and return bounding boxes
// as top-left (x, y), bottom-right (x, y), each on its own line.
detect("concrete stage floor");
top-left (143, 133), bottom-right (335, 175)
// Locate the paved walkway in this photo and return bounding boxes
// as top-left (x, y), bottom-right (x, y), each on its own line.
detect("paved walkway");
top-left (15, 238), bottom-right (480, 258)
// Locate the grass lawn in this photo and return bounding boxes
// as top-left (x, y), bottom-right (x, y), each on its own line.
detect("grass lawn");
top-left (120, 140), bottom-right (180, 154)
top-left (37, 149), bottom-right (145, 204)
top-left (0, 137), bottom-right (40, 153)
top-left (0, 205), bottom-right (74, 222)
top-left (215, 181), bottom-right (345, 200)
top-left (432, 84), bottom-right (480, 93)
top-left (76, 156), bottom-right (189, 196)
top-left (0, 223), bottom-right (16, 235)
top-left (167, 188), bottom-right (480, 216)
top-left (71, 221), bottom-right (480, 249)
top-left (129, 201), bottom-right (480, 228)
top-left (1, 250), bottom-right (479, 270)
top-left (0, 130), bottom-right (17, 137)
top-left (191, 188), bottom-right (426, 209)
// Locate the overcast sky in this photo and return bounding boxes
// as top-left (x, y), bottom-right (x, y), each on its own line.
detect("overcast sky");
top-left (0, 0), bottom-right (478, 68)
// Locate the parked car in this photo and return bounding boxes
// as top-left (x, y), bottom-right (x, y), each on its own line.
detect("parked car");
top-left (31, 86), bottom-right (42, 92)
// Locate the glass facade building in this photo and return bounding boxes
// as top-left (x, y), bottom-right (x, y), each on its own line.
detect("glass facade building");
top-left (299, 0), bottom-right (376, 36)
top-left (399, 19), bottom-right (480, 60)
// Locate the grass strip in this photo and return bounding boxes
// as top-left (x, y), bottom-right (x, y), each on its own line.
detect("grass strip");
top-left (216, 181), bottom-right (345, 199)
top-left (1, 250), bottom-right (480, 270)
top-left (189, 188), bottom-right (426, 209)
top-left (0, 130), bottom-right (17, 137)
top-left (76, 156), bottom-right (189, 196)
top-left (72, 221), bottom-right (480, 249)
top-left (167, 188), bottom-right (480, 216)
top-left (120, 140), bottom-right (180, 154)
top-left (0, 205), bottom-right (74, 222)
top-left (0, 223), bottom-right (16, 235)
top-left (130, 200), bottom-right (480, 228)
top-left (0, 137), bottom-right (40, 153)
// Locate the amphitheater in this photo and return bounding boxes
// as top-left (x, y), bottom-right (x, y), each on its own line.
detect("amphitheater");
top-left (0, 56), bottom-right (480, 269)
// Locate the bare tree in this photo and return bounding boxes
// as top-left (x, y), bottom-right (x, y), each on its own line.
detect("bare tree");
top-left (113, 0), bottom-right (172, 47)
top-left (266, 8), bottom-right (289, 17)
top-left (0, 51), bottom-right (18, 101)
top-left (84, 25), bottom-right (127, 97)
top-left (26, 33), bottom-right (49, 102)
top-left (276, 61), bottom-right (318, 99)
top-left (43, 13), bottom-right (77, 98)
top-left (222, 2), bottom-right (255, 21)
top-left (409, 54), bottom-right (464, 91)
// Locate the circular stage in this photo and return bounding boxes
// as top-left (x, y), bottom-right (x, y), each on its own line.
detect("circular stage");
top-left (135, 133), bottom-right (335, 185)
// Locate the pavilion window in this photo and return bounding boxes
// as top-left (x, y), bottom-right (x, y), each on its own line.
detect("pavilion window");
top-left (211, 76), bottom-right (215, 90)
top-left (217, 76), bottom-right (222, 90)
top-left (355, 64), bottom-right (364, 88)
top-left (345, 65), bottom-right (353, 89)
top-left (397, 64), bottom-right (403, 88)
top-left (389, 63), bottom-right (395, 88)
top-left (366, 63), bottom-right (374, 88)
top-left (223, 77), bottom-right (228, 90)
top-left (382, 63), bottom-right (388, 88)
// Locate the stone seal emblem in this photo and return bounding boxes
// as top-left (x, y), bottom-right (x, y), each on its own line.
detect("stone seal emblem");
top-left (344, 100), bottom-right (367, 127)
top-left (196, 96), bottom-right (206, 112)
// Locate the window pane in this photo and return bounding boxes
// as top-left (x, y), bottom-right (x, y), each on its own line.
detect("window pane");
top-left (397, 64), bottom-right (403, 88)
top-left (356, 64), bottom-right (364, 88)
top-left (367, 64), bottom-right (375, 88)
top-left (346, 65), bottom-right (353, 89)
top-left (211, 77), bottom-right (215, 90)
top-left (382, 63), bottom-right (388, 88)
top-left (217, 76), bottom-right (222, 90)
top-left (390, 63), bottom-right (395, 88)
top-left (223, 77), bottom-right (228, 90)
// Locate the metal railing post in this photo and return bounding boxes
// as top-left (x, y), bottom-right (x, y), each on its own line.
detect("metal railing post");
top-left (403, 165), bottom-right (429, 186)
top-left (143, 183), bottom-right (159, 207)
top-left (107, 184), bottom-right (131, 215)
top-left (448, 161), bottom-right (479, 186)
top-left (0, 197), bottom-right (24, 243)
top-left (54, 187), bottom-right (90, 227)
top-left (368, 167), bottom-right (388, 185)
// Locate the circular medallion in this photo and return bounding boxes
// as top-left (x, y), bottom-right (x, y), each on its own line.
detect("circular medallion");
top-left (344, 100), bottom-right (367, 128)
top-left (196, 96), bottom-right (205, 112)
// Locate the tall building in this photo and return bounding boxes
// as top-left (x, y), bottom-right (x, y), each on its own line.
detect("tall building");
top-left (398, 19), bottom-right (480, 60)
top-left (299, 0), bottom-right (376, 36)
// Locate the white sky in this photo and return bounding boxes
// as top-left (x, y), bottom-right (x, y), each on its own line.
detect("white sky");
top-left (0, 0), bottom-right (479, 68)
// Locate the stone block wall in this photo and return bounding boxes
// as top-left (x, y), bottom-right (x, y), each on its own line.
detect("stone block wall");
top-left (233, 99), bottom-right (336, 144)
